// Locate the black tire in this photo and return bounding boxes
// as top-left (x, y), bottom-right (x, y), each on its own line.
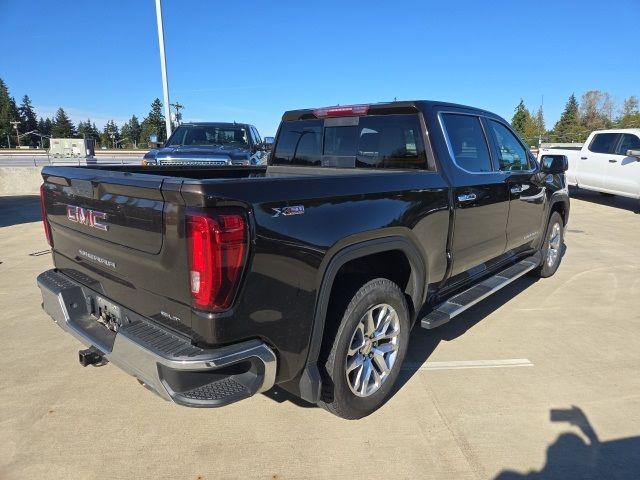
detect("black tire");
top-left (319, 278), bottom-right (410, 419)
top-left (532, 211), bottom-right (564, 278)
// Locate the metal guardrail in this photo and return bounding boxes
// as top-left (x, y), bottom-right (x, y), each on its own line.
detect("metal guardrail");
top-left (0, 155), bottom-right (144, 167)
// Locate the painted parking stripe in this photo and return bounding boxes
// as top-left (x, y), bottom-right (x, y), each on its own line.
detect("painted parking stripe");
top-left (402, 358), bottom-right (534, 371)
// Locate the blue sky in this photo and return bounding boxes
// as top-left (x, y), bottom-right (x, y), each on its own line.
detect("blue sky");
top-left (1, 0), bottom-right (639, 136)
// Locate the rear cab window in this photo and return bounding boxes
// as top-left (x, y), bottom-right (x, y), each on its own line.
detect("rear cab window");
top-left (272, 114), bottom-right (430, 170)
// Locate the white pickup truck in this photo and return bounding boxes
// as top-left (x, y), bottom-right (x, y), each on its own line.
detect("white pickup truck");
top-left (539, 129), bottom-right (640, 199)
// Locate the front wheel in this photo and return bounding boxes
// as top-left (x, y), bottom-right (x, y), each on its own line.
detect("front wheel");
top-left (532, 211), bottom-right (564, 278)
top-left (319, 278), bottom-right (410, 419)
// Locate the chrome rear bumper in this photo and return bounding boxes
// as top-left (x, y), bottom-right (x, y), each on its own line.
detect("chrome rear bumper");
top-left (37, 269), bottom-right (277, 407)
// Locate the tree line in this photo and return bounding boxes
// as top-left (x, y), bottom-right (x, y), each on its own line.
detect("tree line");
top-left (0, 77), bottom-right (167, 149)
top-left (511, 90), bottom-right (640, 146)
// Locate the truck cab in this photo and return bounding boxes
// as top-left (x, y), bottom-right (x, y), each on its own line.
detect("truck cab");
top-left (143, 122), bottom-right (269, 166)
top-left (541, 129), bottom-right (640, 199)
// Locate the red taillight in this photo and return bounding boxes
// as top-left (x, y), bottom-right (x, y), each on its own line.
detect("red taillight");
top-left (313, 104), bottom-right (370, 118)
top-left (187, 212), bottom-right (247, 311)
top-left (40, 184), bottom-right (53, 247)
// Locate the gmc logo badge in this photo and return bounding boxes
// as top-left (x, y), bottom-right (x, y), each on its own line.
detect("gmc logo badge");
top-left (66, 205), bottom-right (108, 231)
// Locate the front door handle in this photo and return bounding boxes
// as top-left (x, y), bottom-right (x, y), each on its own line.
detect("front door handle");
top-left (510, 185), bottom-right (523, 194)
top-left (609, 159), bottom-right (618, 163)
top-left (580, 156), bottom-right (588, 160)
top-left (457, 193), bottom-right (477, 203)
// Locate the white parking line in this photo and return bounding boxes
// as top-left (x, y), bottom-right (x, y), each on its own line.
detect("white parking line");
top-left (403, 358), bottom-right (534, 371)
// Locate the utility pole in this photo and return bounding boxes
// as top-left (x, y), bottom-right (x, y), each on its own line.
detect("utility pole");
top-left (538, 95), bottom-right (544, 147)
top-left (155, 0), bottom-right (172, 140)
top-left (170, 102), bottom-right (183, 127)
top-left (10, 121), bottom-right (21, 147)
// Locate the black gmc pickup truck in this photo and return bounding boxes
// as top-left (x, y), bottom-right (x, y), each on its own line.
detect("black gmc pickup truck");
top-left (37, 101), bottom-right (569, 419)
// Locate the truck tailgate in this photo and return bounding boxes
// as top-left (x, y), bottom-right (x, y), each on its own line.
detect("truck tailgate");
top-left (40, 166), bottom-right (194, 334)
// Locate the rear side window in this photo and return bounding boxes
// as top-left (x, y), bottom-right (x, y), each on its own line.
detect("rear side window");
top-left (272, 120), bottom-right (322, 166)
top-left (441, 114), bottom-right (492, 172)
top-left (356, 115), bottom-right (427, 169)
top-left (488, 120), bottom-right (531, 171)
top-left (272, 114), bottom-right (428, 169)
top-left (615, 134), bottom-right (640, 155)
top-left (588, 133), bottom-right (618, 154)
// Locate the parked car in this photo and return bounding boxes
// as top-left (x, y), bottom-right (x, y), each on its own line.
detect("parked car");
top-left (37, 100), bottom-right (569, 419)
top-left (539, 129), bottom-right (640, 199)
top-left (142, 122), bottom-right (270, 166)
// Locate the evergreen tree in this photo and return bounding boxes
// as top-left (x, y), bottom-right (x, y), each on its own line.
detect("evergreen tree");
top-left (139, 98), bottom-right (166, 147)
top-left (76, 118), bottom-right (100, 141)
top-left (531, 106), bottom-right (545, 146)
top-left (0, 78), bottom-right (20, 147)
top-left (51, 108), bottom-right (76, 138)
top-left (511, 99), bottom-right (532, 139)
top-left (101, 120), bottom-right (120, 148)
top-left (511, 99), bottom-right (539, 146)
top-left (18, 95), bottom-right (38, 146)
top-left (37, 117), bottom-right (52, 148)
top-left (552, 94), bottom-right (581, 143)
top-left (120, 115), bottom-right (142, 148)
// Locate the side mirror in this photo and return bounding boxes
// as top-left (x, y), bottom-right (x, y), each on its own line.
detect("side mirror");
top-left (263, 137), bottom-right (275, 151)
top-left (626, 149), bottom-right (640, 160)
top-left (540, 154), bottom-right (568, 174)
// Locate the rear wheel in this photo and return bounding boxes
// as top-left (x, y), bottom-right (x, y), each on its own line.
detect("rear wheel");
top-left (532, 211), bottom-right (564, 278)
top-left (319, 278), bottom-right (410, 419)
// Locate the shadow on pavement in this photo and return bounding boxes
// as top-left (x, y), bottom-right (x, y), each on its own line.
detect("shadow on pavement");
top-left (0, 195), bottom-right (42, 227)
top-left (569, 186), bottom-right (639, 214)
top-left (495, 406), bottom-right (640, 480)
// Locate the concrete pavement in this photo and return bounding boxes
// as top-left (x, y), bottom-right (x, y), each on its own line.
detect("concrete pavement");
top-left (0, 190), bottom-right (639, 479)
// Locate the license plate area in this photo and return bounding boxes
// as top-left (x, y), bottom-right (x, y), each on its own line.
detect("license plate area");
top-left (93, 296), bottom-right (123, 332)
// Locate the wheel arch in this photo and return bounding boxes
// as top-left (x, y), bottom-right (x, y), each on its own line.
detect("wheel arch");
top-left (296, 234), bottom-right (426, 403)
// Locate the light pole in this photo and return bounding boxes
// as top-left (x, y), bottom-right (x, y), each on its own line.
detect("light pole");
top-left (11, 121), bottom-right (21, 147)
top-left (155, 0), bottom-right (172, 140)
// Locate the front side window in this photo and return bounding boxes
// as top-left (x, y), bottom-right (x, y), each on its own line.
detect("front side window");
top-left (488, 120), bottom-right (531, 171)
top-left (588, 133), bottom-right (619, 154)
top-left (272, 120), bottom-right (322, 166)
top-left (615, 134), bottom-right (640, 155)
top-left (250, 126), bottom-right (262, 145)
top-left (441, 114), bottom-right (492, 172)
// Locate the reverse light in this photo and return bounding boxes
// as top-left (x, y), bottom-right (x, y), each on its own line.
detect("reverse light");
top-left (313, 104), bottom-right (370, 118)
top-left (39, 184), bottom-right (53, 247)
top-left (187, 212), bottom-right (247, 311)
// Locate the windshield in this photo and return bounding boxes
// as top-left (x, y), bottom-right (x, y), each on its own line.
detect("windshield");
top-left (165, 125), bottom-right (249, 147)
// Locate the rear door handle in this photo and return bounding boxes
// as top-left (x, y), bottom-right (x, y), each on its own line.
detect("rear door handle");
top-left (510, 185), bottom-right (523, 194)
top-left (457, 193), bottom-right (477, 203)
top-left (609, 159), bottom-right (618, 163)
top-left (580, 157), bottom-right (588, 160)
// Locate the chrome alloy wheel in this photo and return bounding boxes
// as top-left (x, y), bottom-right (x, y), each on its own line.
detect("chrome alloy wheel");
top-left (345, 303), bottom-right (400, 397)
top-left (547, 222), bottom-right (561, 267)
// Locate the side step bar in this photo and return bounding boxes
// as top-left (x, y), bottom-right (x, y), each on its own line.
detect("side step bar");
top-left (421, 253), bottom-right (542, 329)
